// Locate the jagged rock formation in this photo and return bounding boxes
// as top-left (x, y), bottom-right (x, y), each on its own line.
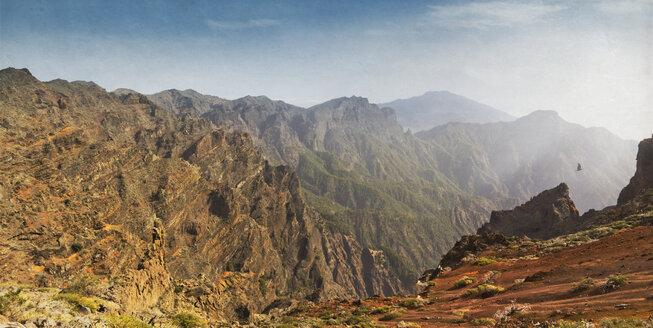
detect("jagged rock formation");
top-left (618, 137), bottom-right (653, 206)
top-left (148, 90), bottom-right (498, 289)
top-left (417, 111), bottom-right (637, 212)
top-left (380, 90), bottom-right (514, 132)
top-left (478, 183), bottom-right (581, 239)
top-left (0, 68), bottom-right (402, 320)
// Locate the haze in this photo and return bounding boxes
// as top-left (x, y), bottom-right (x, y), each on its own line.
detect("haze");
top-left (1, 0), bottom-right (651, 140)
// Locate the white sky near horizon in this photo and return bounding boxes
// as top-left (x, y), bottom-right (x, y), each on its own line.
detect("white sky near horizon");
top-left (1, 0), bottom-right (651, 140)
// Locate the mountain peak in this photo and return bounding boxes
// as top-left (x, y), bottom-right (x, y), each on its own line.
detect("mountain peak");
top-left (0, 67), bottom-right (39, 86)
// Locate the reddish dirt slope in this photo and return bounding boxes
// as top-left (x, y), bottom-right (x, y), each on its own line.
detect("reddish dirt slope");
top-left (297, 226), bottom-right (653, 327)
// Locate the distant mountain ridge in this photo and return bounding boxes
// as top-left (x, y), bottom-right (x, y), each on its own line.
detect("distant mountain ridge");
top-left (380, 91), bottom-right (514, 132)
top-left (417, 110), bottom-right (637, 212)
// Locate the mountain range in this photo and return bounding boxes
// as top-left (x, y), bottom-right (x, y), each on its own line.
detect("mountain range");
top-left (379, 91), bottom-right (514, 132)
top-left (146, 88), bottom-right (635, 285)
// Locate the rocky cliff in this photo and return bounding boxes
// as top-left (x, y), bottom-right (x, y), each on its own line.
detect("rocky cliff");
top-left (0, 68), bottom-right (402, 321)
top-left (618, 137), bottom-right (653, 206)
top-left (478, 183), bottom-right (582, 239)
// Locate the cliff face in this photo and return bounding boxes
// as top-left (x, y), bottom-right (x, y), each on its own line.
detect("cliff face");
top-left (0, 68), bottom-right (401, 319)
top-left (618, 137), bottom-right (653, 206)
top-left (478, 183), bottom-right (581, 239)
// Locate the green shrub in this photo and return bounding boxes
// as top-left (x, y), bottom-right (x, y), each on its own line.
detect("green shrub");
top-left (605, 274), bottom-right (629, 289)
top-left (554, 320), bottom-right (593, 328)
top-left (454, 276), bottom-right (477, 289)
top-left (570, 278), bottom-right (596, 292)
top-left (600, 317), bottom-right (646, 328)
top-left (370, 306), bottom-right (391, 314)
top-left (344, 314), bottom-right (370, 325)
top-left (172, 313), bottom-right (207, 328)
top-left (465, 284), bottom-right (504, 298)
top-left (106, 315), bottom-right (152, 328)
top-left (352, 305), bottom-right (372, 315)
top-left (0, 289), bottom-right (26, 314)
top-left (379, 311), bottom-right (402, 321)
top-left (470, 318), bottom-right (496, 326)
top-left (398, 297), bottom-right (423, 309)
top-left (173, 283), bottom-right (183, 294)
top-left (71, 241), bottom-right (84, 253)
top-left (426, 281), bottom-right (436, 287)
top-left (475, 257), bottom-right (499, 266)
top-left (54, 293), bottom-right (99, 312)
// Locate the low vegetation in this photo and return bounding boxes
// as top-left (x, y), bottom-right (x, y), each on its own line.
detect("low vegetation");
top-left (599, 317), bottom-right (646, 328)
top-left (172, 313), bottom-right (207, 328)
top-left (465, 284), bottom-right (504, 298)
top-left (370, 305), bottom-right (391, 314)
top-left (379, 311), bottom-right (403, 321)
top-left (454, 276), bottom-right (477, 289)
top-left (570, 277), bottom-right (597, 292)
top-left (398, 297), bottom-right (424, 309)
top-left (605, 274), bottom-right (629, 290)
top-left (54, 293), bottom-right (99, 312)
top-left (474, 256), bottom-right (504, 266)
top-left (106, 315), bottom-right (152, 328)
top-left (0, 288), bottom-right (26, 315)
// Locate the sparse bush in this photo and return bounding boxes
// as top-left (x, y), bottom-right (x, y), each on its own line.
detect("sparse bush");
top-left (107, 315), bottom-right (152, 328)
top-left (474, 256), bottom-right (497, 266)
top-left (600, 317), bottom-right (646, 328)
top-left (370, 305), bottom-right (391, 314)
top-left (173, 282), bottom-right (183, 294)
top-left (466, 284), bottom-right (504, 298)
top-left (605, 274), bottom-right (629, 291)
top-left (554, 320), bottom-right (594, 328)
top-left (379, 311), bottom-right (403, 321)
top-left (0, 288), bottom-right (26, 314)
top-left (571, 278), bottom-right (596, 292)
top-left (172, 313), bottom-right (207, 328)
top-left (470, 318), bottom-right (496, 326)
top-left (54, 293), bottom-right (99, 312)
top-left (71, 241), bottom-right (84, 253)
top-left (344, 314), bottom-right (371, 325)
top-left (454, 276), bottom-right (477, 289)
top-left (426, 281), bottom-right (436, 287)
top-left (352, 305), bottom-right (372, 315)
top-left (398, 297), bottom-right (424, 309)
top-left (396, 322), bottom-right (421, 327)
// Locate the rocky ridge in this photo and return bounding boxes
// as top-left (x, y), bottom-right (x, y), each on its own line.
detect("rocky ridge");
top-left (0, 67), bottom-right (402, 322)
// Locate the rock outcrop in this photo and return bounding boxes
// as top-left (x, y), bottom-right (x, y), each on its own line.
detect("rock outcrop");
top-left (478, 183), bottom-right (581, 239)
top-left (618, 137), bottom-right (653, 206)
top-left (0, 67), bottom-right (401, 320)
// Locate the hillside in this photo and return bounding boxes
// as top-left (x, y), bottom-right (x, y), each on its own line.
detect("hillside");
top-left (380, 91), bottom-right (514, 132)
top-left (149, 90), bottom-right (500, 289)
top-left (283, 137), bottom-right (653, 328)
top-left (0, 68), bottom-right (404, 323)
top-left (148, 89), bottom-right (637, 288)
top-left (417, 111), bottom-right (637, 213)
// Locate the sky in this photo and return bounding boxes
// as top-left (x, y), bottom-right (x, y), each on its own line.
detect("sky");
top-left (1, 0), bottom-right (651, 140)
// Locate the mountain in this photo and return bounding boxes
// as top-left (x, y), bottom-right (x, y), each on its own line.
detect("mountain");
top-left (0, 68), bottom-right (404, 322)
top-left (147, 89), bottom-right (637, 288)
top-left (149, 90), bottom-right (501, 289)
top-left (283, 138), bottom-right (653, 328)
top-left (380, 91), bottom-right (514, 132)
top-left (417, 110), bottom-right (637, 213)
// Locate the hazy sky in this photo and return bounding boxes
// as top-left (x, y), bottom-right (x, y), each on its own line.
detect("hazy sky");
top-left (1, 0), bottom-right (651, 140)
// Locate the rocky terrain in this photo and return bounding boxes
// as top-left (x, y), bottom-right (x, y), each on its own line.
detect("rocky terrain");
top-left (478, 183), bottom-right (582, 240)
top-left (380, 91), bottom-right (514, 132)
top-left (0, 67), bottom-right (406, 325)
top-left (147, 88), bottom-right (636, 289)
top-left (281, 137), bottom-right (653, 327)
